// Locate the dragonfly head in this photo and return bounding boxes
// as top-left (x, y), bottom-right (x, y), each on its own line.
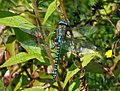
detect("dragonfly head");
top-left (59, 20), bottom-right (67, 26)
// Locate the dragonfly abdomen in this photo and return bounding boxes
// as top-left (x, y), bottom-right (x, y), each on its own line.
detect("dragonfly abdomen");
top-left (53, 35), bottom-right (62, 79)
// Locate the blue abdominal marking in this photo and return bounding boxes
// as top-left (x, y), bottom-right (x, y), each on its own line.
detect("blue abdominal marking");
top-left (53, 20), bottom-right (67, 79)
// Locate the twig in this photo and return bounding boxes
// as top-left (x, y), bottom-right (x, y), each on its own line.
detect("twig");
top-left (31, 0), bottom-right (41, 46)
top-left (31, 0), bottom-right (54, 68)
top-left (59, 0), bottom-right (70, 25)
top-left (57, 80), bottom-right (64, 91)
top-left (58, 0), bottom-right (76, 50)
top-left (31, 0), bottom-right (42, 26)
top-left (75, 55), bottom-right (89, 91)
top-left (107, 18), bottom-right (116, 29)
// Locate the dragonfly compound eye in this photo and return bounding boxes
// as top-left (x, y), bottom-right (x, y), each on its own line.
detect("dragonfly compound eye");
top-left (59, 20), bottom-right (67, 26)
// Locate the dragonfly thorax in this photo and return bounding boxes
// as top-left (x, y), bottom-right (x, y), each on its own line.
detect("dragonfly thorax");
top-left (57, 25), bottom-right (66, 37)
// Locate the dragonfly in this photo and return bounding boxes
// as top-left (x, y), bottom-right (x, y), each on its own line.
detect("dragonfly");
top-left (52, 20), bottom-right (68, 79)
top-left (18, 20), bottom-right (97, 79)
top-left (18, 20), bottom-right (70, 78)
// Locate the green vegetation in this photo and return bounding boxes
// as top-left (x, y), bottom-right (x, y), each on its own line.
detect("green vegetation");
top-left (0, 0), bottom-right (120, 91)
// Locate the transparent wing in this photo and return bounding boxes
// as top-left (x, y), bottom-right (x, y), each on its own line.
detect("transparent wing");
top-left (19, 26), bottom-right (57, 36)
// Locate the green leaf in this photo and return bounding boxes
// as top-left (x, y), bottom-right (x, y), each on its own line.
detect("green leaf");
top-left (13, 76), bottom-right (22, 91)
top-left (22, 88), bottom-right (46, 91)
top-left (0, 78), bottom-right (4, 91)
top-left (63, 67), bottom-right (80, 89)
top-left (111, 54), bottom-right (120, 71)
top-left (6, 40), bottom-right (16, 56)
top-left (68, 78), bottom-right (79, 91)
top-left (20, 43), bottom-right (45, 63)
top-left (21, 43), bottom-right (41, 54)
top-left (0, 52), bottom-right (38, 68)
top-left (88, 0), bottom-right (96, 6)
top-left (50, 81), bottom-right (63, 91)
top-left (81, 53), bottom-right (96, 67)
top-left (85, 61), bottom-right (105, 74)
top-left (0, 11), bottom-right (16, 18)
top-left (113, 54), bottom-right (120, 77)
top-left (63, 53), bottom-right (96, 88)
top-left (14, 28), bottom-right (36, 44)
top-left (46, 31), bottom-right (54, 43)
top-left (0, 15), bottom-right (35, 30)
top-left (42, 0), bottom-right (60, 25)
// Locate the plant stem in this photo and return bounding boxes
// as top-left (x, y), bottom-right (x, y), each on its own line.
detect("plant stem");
top-left (59, 0), bottom-right (70, 25)
top-left (31, 0), bottom-right (41, 46)
top-left (31, 0), bottom-right (42, 26)
top-left (31, 0), bottom-right (54, 68)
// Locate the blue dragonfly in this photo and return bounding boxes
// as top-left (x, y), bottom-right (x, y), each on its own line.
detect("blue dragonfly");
top-left (18, 20), bottom-right (70, 79)
top-left (18, 20), bottom-right (97, 80)
top-left (51, 21), bottom-right (97, 79)
top-left (52, 20), bottom-right (68, 79)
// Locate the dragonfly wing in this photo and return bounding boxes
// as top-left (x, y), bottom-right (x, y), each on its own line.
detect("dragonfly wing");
top-left (19, 28), bottom-right (37, 36)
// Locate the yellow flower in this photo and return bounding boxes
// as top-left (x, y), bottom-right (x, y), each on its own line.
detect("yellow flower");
top-left (105, 50), bottom-right (112, 58)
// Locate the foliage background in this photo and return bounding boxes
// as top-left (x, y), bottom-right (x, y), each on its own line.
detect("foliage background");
top-left (0, 0), bottom-right (120, 91)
